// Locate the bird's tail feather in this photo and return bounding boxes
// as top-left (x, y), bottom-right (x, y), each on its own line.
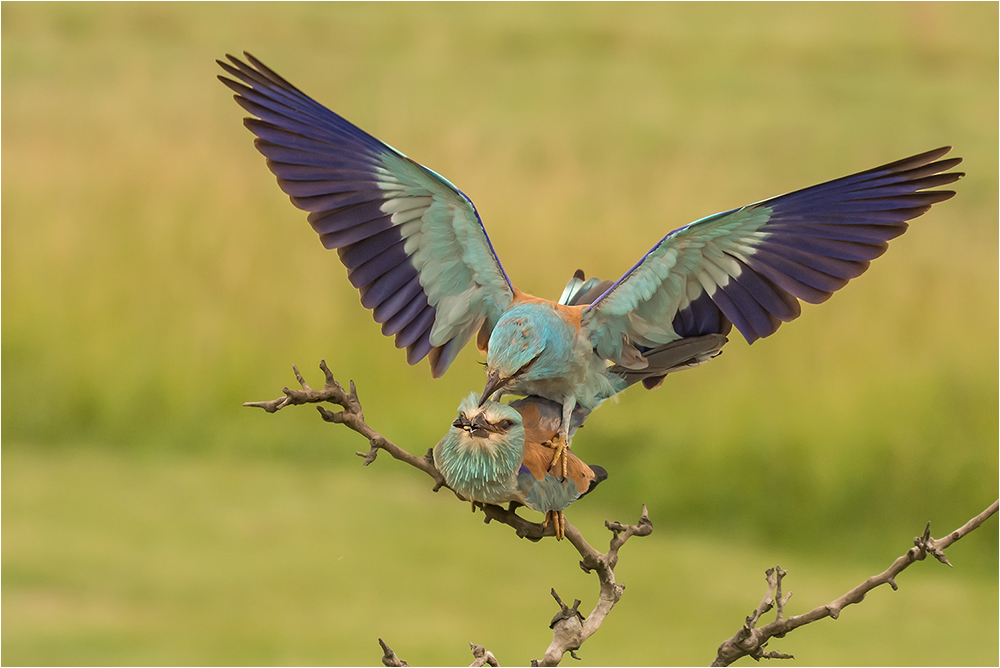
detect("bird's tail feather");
top-left (559, 269), bottom-right (615, 307)
top-left (581, 464), bottom-right (608, 498)
top-left (609, 334), bottom-right (728, 390)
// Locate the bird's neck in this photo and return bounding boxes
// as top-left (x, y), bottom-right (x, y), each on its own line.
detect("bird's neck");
top-left (437, 434), bottom-right (524, 504)
top-left (511, 288), bottom-right (584, 331)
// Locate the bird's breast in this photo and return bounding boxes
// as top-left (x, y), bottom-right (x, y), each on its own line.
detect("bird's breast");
top-left (433, 433), bottom-right (525, 505)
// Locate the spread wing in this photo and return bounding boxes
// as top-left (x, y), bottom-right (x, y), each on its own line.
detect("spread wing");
top-left (583, 147), bottom-right (963, 366)
top-left (218, 53), bottom-right (514, 376)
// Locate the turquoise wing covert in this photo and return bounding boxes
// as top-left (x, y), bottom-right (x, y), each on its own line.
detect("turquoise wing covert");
top-left (583, 148), bottom-right (963, 366)
top-left (218, 53), bottom-right (514, 376)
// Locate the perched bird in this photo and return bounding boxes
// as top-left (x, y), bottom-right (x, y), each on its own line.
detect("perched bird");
top-left (433, 394), bottom-right (606, 540)
top-left (219, 53), bottom-right (964, 450)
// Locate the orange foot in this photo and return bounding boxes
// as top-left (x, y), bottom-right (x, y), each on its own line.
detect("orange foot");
top-left (549, 432), bottom-right (569, 481)
top-left (544, 509), bottom-right (567, 541)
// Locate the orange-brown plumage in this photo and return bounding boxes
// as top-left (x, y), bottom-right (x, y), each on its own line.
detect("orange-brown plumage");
top-left (516, 400), bottom-right (596, 496)
top-left (511, 288), bottom-right (585, 332)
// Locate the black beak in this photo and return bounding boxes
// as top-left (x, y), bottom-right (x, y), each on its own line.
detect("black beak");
top-left (470, 412), bottom-right (495, 438)
top-left (479, 370), bottom-right (512, 407)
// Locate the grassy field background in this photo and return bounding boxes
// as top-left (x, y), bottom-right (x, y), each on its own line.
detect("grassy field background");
top-left (3, 3), bottom-right (997, 665)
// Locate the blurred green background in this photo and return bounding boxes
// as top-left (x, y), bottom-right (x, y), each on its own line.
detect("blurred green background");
top-left (3, 3), bottom-right (997, 665)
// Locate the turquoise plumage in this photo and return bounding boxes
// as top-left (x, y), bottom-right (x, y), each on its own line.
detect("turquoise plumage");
top-left (433, 394), bottom-right (605, 539)
top-left (483, 302), bottom-right (624, 409)
top-left (433, 395), bottom-right (526, 506)
top-left (219, 53), bottom-right (964, 444)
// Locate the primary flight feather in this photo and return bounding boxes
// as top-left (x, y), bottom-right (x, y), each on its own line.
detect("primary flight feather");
top-left (219, 52), bottom-right (963, 439)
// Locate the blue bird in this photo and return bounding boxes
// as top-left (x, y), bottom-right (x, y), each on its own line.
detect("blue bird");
top-left (433, 393), bottom-right (606, 540)
top-left (219, 53), bottom-right (964, 458)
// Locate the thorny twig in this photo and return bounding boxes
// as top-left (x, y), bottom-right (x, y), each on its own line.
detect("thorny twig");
top-left (711, 499), bottom-right (1000, 666)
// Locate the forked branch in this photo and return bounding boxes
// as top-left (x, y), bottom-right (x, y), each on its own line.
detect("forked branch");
top-left (244, 360), bottom-right (444, 484)
top-left (247, 362), bottom-right (653, 666)
top-left (248, 363), bottom-right (994, 666)
top-left (711, 499), bottom-right (999, 666)
top-left (378, 638), bottom-right (409, 667)
top-left (533, 506), bottom-right (654, 666)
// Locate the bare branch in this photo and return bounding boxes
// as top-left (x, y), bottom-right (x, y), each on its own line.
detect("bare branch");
top-left (249, 364), bottom-right (654, 667)
top-left (469, 642), bottom-right (501, 667)
top-left (246, 360), bottom-right (445, 485)
top-left (476, 501), bottom-right (556, 542)
top-left (534, 505), bottom-right (654, 667)
top-left (378, 638), bottom-right (409, 667)
top-left (927, 498), bottom-right (999, 555)
top-left (246, 363), bottom-right (577, 541)
top-left (250, 364), bottom-right (993, 666)
top-left (712, 499), bottom-right (999, 666)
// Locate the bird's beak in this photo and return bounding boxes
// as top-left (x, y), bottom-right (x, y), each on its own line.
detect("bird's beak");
top-left (479, 370), bottom-right (512, 407)
top-left (470, 412), bottom-right (495, 438)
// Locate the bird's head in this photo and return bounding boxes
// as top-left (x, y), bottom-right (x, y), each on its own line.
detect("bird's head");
top-left (433, 394), bottom-right (527, 495)
top-left (481, 303), bottom-right (574, 405)
top-left (451, 394), bottom-right (524, 447)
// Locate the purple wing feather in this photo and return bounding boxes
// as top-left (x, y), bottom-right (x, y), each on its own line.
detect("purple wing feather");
top-left (585, 147), bottom-right (963, 365)
top-left (219, 53), bottom-right (513, 377)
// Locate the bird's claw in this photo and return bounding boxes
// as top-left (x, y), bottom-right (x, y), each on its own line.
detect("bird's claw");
top-left (549, 433), bottom-right (569, 481)
top-left (543, 510), bottom-right (567, 541)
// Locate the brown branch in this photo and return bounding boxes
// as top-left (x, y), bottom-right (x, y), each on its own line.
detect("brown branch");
top-left (475, 501), bottom-right (555, 542)
top-left (378, 638), bottom-right (409, 667)
top-left (248, 363), bottom-right (654, 666)
top-left (469, 642), bottom-right (501, 667)
top-left (711, 499), bottom-right (1000, 666)
top-left (244, 360), bottom-right (444, 485)
top-left (533, 505), bottom-right (654, 667)
top-left (245, 362), bottom-right (574, 542)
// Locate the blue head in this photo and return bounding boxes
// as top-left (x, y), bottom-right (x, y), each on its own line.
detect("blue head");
top-left (432, 394), bottom-right (527, 504)
top-left (481, 303), bottom-right (576, 404)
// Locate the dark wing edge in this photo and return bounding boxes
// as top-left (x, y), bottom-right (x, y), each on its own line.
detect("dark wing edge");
top-left (218, 52), bottom-right (513, 377)
top-left (584, 147), bottom-right (963, 366)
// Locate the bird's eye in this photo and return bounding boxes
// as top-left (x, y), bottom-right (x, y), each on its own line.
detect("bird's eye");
top-left (514, 353), bottom-right (543, 378)
top-left (497, 419), bottom-right (514, 430)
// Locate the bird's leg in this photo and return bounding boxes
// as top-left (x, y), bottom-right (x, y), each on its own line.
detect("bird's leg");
top-left (549, 433), bottom-right (569, 481)
top-left (549, 398), bottom-right (577, 481)
top-left (561, 397), bottom-right (576, 438)
top-left (543, 510), bottom-right (567, 541)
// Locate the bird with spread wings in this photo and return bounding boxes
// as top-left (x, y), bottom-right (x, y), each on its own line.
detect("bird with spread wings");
top-left (218, 52), bottom-right (963, 470)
